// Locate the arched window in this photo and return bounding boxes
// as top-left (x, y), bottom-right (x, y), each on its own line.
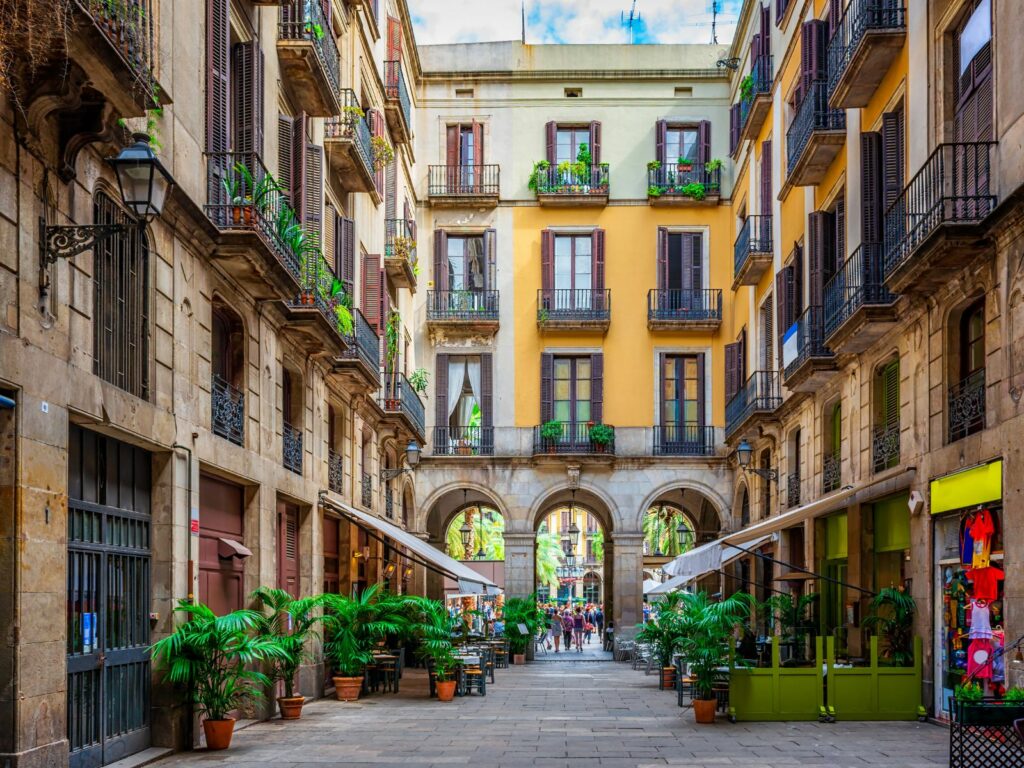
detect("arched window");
top-left (872, 358), bottom-right (900, 472)
top-left (950, 298), bottom-right (985, 442)
top-left (823, 401), bottom-right (841, 492)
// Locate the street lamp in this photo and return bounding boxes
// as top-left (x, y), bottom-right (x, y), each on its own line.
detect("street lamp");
top-left (736, 438), bottom-right (778, 482)
top-left (379, 439), bottom-right (421, 482)
top-left (677, 520), bottom-right (692, 550)
top-left (460, 520), bottom-right (472, 552)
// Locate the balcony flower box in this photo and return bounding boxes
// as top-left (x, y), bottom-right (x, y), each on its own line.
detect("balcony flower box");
top-left (953, 699), bottom-right (1024, 727)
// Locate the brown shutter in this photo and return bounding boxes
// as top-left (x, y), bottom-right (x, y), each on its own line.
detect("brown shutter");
top-left (231, 40), bottom-right (264, 156)
top-left (484, 228), bottom-right (497, 291)
top-left (206, 0), bottom-right (230, 156)
top-left (655, 120), bottom-right (667, 165)
top-left (277, 505), bottom-right (299, 595)
top-left (698, 120), bottom-right (712, 166)
top-left (881, 108), bottom-right (905, 212)
top-left (833, 196), bottom-right (845, 277)
top-left (793, 244), bottom-right (804, 317)
top-left (882, 360), bottom-right (900, 427)
top-left (760, 4), bottom-right (771, 55)
top-left (729, 104), bottom-right (740, 155)
top-left (385, 159), bottom-right (396, 219)
top-left (540, 353), bottom-right (554, 422)
top-left (591, 353), bottom-right (604, 423)
top-left (277, 114), bottom-right (293, 196)
top-left (433, 230), bottom-right (448, 292)
top-left (541, 229), bottom-right (554, 291)
top-left (445, 124), bottom-right (459, 166)
top-left (750, 34), bottom-right (762, 66)
top-left (861, 132), bottom-right (883, 245)
top-left (689, 233), bottom-right (703, 291)
top-left (435, 353), bottom-right (449, 431)
top-left (724, 342), bottom-right (740, 401)
top-left (760, 140), bottom-right (772, 218)
top-left (592, 228), bottom-right (605, 292)
top-left (808, 212), bottom-right (830, 308)
top-left (362, 253), bottom-right (381, 330)
top-left (291, 113), bottom-right (308, 217)
top-left (657, 226), bottom-right (668, 290)
top-left (589, 121), bottom-right (602, 164)
top-left (480, 353), bottom-right (494, 430)
top-left (680, 233), bottom-right (695, 291)
top-left (829, 0), bottom-right (844, 38)
top-left (545, 121), bottom-right (557, 164)
top-left (739, 328), bottom-right (747, 380)
top-left (387, 15), bottom-right (402, 62)
top-left (775, 270), bottom-right (787, 350)
top-left (472, 121), bottom-right (484, 178)
top-left (304, 143), bottom-right (323, 247)
top-left (338, 217), bottom-right (354, 290)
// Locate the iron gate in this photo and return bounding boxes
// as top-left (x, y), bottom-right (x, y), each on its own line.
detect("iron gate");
top-left (67, 426), bottom-right (152, 768)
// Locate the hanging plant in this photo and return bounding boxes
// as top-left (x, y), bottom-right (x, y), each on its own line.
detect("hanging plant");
top-left (371, 136), bottom-right (394, 170)
top-left (527, 160), bottom-right (551, 192)
top-left (408, 368), bottom-right (429, 394)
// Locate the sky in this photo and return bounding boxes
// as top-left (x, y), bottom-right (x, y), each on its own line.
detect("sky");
top-left (407, 0), bottom-right (743, 47)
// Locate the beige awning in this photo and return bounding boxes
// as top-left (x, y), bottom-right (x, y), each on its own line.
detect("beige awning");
top-left (659, 534), bottom-right (773, 587)
top-left (321, 495), bottom-right (501, 595)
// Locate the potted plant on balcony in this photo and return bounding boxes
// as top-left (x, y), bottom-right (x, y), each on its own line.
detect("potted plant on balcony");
top-left (371, 136), bottom-right (394, 171)
top-left (589, 422), bottom-right (614, 452)
top-left (393, 235), bottom-right (415, 264)
top-left (705, 159), bottom-right (723, 193)
top-left (528, 160), bottom-right (551, 193)
top-left (680, 182), bottom-right (707, 201)
top-left (251, 588), bottom-right (328, 721)
top-left (150, 601), bottom-right (284, 750)
top-left (384, 310), bottom-right (401, 407)
top-left (740, 74), bottom-right (754, 103)
top-left (677, 155), bottom-right (694, 174)
top-left (540, 419), bottom-right (563, 453)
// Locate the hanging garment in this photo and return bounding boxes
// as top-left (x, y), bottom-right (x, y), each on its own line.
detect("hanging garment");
top-left (967, 509), bottom-right (995, 568)
top-left (968, 601), bottom-right (993, 640)
top-left (968, 566), bottom-right (1004, 602)
top-left (966, 638), bottom-right (994, 680)
top-left (992, 630), bottom-right (1005, 683)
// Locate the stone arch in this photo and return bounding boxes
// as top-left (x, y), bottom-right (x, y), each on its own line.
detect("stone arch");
top-left (422, 482), bottom-right (511, 537)
top-left (634, 480), bottom-right (730, 535)
top-left (528, 483), bottom-right (618, 534)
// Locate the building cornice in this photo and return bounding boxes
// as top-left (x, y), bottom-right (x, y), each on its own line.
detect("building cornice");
top-left (419, 69), bottom-right (729, 84)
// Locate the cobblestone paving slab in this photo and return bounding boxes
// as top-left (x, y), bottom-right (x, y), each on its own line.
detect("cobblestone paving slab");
top-left (153, 660), bottom-right (948, 767)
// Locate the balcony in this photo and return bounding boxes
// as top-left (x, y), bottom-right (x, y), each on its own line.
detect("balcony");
top-left (822, 452), bottom-right (841, 493)
top-left (380, 373), bottom-right (426, 442)
top-left (282, 250), bottom-right (349, 353)
top-left (647, 289), bottom-right (723, 331)
top-left (328, 448), bottom-right (344, 495)
top-left (426, 290), bottom-right (499, 335)
top-left (653, 425), bottom-right (716, 457)
top-left (871, 422), bottom-right (900, 473)
top-left (211, 375), bottom-right (244, 446)
top-left (384, 218), bottom-right (417, 290)
top-left (383, 61), bottom-right (412, 144)
top-left (427, 165), bottom-right (500, 207)
top-left (883, 142), bottom-right (997, 294)
top-left (205, 152), bottom-right (304, 300)
top-left (533, 165), bottom-right (610, 207)
top-left (823, 243), bottom-right (898, 354)
top-left (283, 421), bottom-right (303, 475)
top-left (332, 308), bottom-right (381, 391)
top-left (325, 91), bottom-right (379, 201)
top-left (738, 55), bottom-right (773, 148)
top-left (828, 0), bottom-right (907, 109)
top-left (733, 215), bottom-right (773, 289)
top-left (533, 422), bottom-right (615, 457)
top-left (647, 165), bottom-right (722, 206)
top-left (948, 369), bottom-right (985, 443)
top-left (786, 81), bottom-right (846, 187)
top-left (782, 306), bottom-right (837, 392)
top-left (725, 371), bottom-right (782, 440)
top-left (277, 0), bottom-right (342, 116)
top-left (786, 473), bottom-right (801, 508)
top-left (537, 289), bottom-right (611, 333)
top-left (361, 472), bottom-right (373, 508)
top-left (433, 426), bottom-right (495, 457)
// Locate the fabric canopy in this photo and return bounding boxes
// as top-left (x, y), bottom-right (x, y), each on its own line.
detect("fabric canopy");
top-left (661, 534), bottom-right (774, 584)
top-left (642, 578), bottom-right (662, 594)
top-left (321, 496), bottom-right (501, 595)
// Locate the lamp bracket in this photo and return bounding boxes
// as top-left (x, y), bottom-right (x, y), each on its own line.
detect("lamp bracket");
top-left (379, 466), bottom-right (410, 482)
top-left (745, 466), bottom-right (778, 482)
top-left (717, 57), bottom-right (741, 70)
top-left (40, 217), bottom-right (134, 267)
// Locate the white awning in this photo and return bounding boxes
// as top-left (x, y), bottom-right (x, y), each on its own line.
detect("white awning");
top-left (722, 487), bottom-right (857, 545)
top-left (661, 534), bottom-right (774, 584)
top-left (321, 495), bottom-right (501, 595)
top-left (642, 578), bottom-right (662, 594)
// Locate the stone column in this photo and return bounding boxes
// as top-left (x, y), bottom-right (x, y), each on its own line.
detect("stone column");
top-left (502, 531), bottom-right (536, 598)
top-left (610, 532), bottom-right (644, 636)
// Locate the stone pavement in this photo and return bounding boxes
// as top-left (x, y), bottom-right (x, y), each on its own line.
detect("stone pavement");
top-left (154, 659), bottom-right (949, 768)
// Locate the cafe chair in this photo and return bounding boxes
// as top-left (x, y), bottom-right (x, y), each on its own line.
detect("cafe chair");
top-left (462, 661), bottom-right (487, 696)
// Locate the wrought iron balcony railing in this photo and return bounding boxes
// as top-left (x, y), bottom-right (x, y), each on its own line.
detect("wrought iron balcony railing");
top-left (648, 289), bottom-right (723, 324)
top-left (427, 290), bottom-right (499, 322)
top-left (827, 0), bottom-right (907, 99)
top-left (647, 165), bottom-right (721, 199)
top-left (205, 151), bottom-right (304, 282)
top-left (361, 472), bottom-right (373, 508)
top-left (538, 289), bottom-right (611, 323)
top-left (823, 242), bottom-right (896, 338)
top-left (428, 165), bottom-right (501, 197)
top-left (948, 368), bottom-right (985, 443)
top-left (279, 0), bottom-right (341, 98)
top-left (381, 372), bottom-right (426, 438)
top-left (385, 488), bottom-right (394, 519)
top-left (211, 374), bottom-right (244, 446)
top-left (283, 421), bottom-right (303, 475)
top-left (82, 0), bottom-right (157, 92)
top-left (532, 165), bottom-right (610, 197)
top-left (787, 472), bottom-right (801, 508)
top-left (739, 54), bottom-right (773, 131)
top-left (383, 60), bottom-right (412, 133)
top-left (326, 90), bottom-right (374, 178)
top-left (290, 249), bottom-right (348, 342)
top-left (786, 80), bottom-right (846, 178)
top-left (871, 422), bottom-right (900, 473)
top-left (734, 215), bottom-right (773, 276)
top-left (339, 308), bottom-right (380, 374)
top-left (884, 142), bottom-right (998, 278)
top-left (725, 370), bottom-right (782, 438)
top-left (822, 452), bottom-right (841, 493)
top-left (653, 425), bottom-right (716, 456)
top-left (328, 448), bottom-right (344, 494)
top-left (533, 422), bottom-right (615, 456)
top-left (433, 426), bottom-right (495, 456)
top-left (385, 218), bottom-right (416, 265)
top-left (783, 306), bottom-right (834, 380)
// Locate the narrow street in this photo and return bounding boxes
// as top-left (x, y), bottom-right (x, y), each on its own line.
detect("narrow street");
top-left (154, 657), bottom-right (948, 767)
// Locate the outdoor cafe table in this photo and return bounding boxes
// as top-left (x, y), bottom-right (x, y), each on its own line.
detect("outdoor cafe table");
top-left (369, 654), bottom-right (398, 694)
top-left (452, 655), bottom-right (480, 696)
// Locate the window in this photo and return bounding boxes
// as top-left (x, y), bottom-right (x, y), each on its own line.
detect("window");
top-left (666, 127), bottom-right (699, 165)
top-left (447, 236), bottom-right (485, 291)
top-left (554, 235), bottom-right (593, 295)
top-left (739, 487), bottom-right (750, 528)
top-left (872, 359), bottom-right (900, 472)
top-left (760, 448), bottom-right (773, 518)
top-left (960, 299), bottom-right (985, 379)
top-left (541, 229), bottom-right (605, 312)
top-left (553, 356), bottom-right (592, 424)
top-left (954, 0), bottom-right (993, 142)
top-left (788, 429), bottom-right (801, 507)
top-left (445, 122), bottom-right (483, 167)
top-left (434, 353), bottom-right (494, 454)
top-left (556, 127), bottom-right (590, 164)
top-left (658, 231), bottom-right (703, 291)
top-left (949, 299), bottom-right (986, 442)
top-left (545, 122), bottom-right (602, 166)
top-left (94, 192), bottom-right (149, 399)
top-left (564, 87), bottom-right (583, 98)
top-left (661, 354), bottom-right (704, 436)
top-left (823, 401), bottom-right (841, 492)
top-left (656, 120), bottom-right (710, 168)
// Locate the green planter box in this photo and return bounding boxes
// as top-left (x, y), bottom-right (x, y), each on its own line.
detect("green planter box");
top-left (954, 700), bottom-right (1024, 726)
top-left (728, 638), bottom-right (824, 722)
top-left (826, 636), bottom-right (925, 721)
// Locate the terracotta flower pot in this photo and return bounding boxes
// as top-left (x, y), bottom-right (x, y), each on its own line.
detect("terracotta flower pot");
top-left (693, 697), bottom-right (717, 724)
top-left (277, 695), bottom-right (305, 720)
top-left (513, 653), bottom-right (526, 665)
top-left (436, 680), bottom-right (457, 702)
top-left (661, 667), bottom-right (677, 690)
top-left (333, 676), bottom-right (362, 702)
top-left (202, 717), bottom-right (235, 750)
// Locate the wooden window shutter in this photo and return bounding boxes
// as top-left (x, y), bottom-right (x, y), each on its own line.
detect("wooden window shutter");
top-left (750, 33), bottom-right (762, 65)
top-left (480, 354), bottom-right (494, 430)
top-left (592, 229), bottom-right (605, 291)
top-left (484, 228), bottom-right (497, 291)
top-left (882, 360), bottom-right (899, 427)
top-left (445, 125), bottom-right (459, 166)
top-left (541, 229), bottom-right (554, 291)
top-left (387, 15), bottom-right (402, 62)
top-left (808, 212), bottom-right (830, 308)
top-left (775, 270), bottom-right (787, 350)
top-left (277, 115), bottom-right (294, 196)
top-left (290, 113), bottom-right (309, 218)
top-left (724, 342), bottom-right (740, 401)
top-left (338, 217), bottom-right (354, 290)
top-left (760, 4), bottom-right (771, 57)
top-left (793, 243), bottom-right (804, 317)
top-left (545, 121), bottom-right (557, 164)
top-left (589, 121), bottom-right (602, 164)
top-left (471, 121), bottom-right (484, 172)
top-left (860, 132), bottom-right (883, 245)
top-left (385, 159), bottom-right (396, 219)
top-left (433, 230), bottom-right (448, 292)
top-left (657, 226), bottom-right (668, 290)
top-left (231, 41), bottom-right (264, 156)
top-left (828, 0), bottom-right (844, 39)
top-left (698, 120), bottom-right (712, 166)
top-left (206, 0), bottom-right (230, 155)
top-left (739, 328), bottom-right (747, 381)
top-left (679, 233), bottom-right (695, 291)
top-left (729, 104), bottom-right (740, 154)
top-left (833, 196), bottom-right (845, 275)
top-left (324, 204), bottom-right (336, 264)
top-left (540, 353), bottom-right (554, 422)
top-left (591, 353), bottom-right (604, 423)
top-left (655, 120), bottom-right (667, 165)
top-left (881, 108), bottom-right (905, 212)
top-left (434, 353), bottom-right (449, 430)
top-left (760, 140), bottom-right (772, 218)
top-left (689, 233), bottom-right (703, 290)
top-left (696, 353), bottom-right (707, 427)
top-left (362, 253), bottom-right (381, 330)
top-left (304, 143), bottom-right (324, 248)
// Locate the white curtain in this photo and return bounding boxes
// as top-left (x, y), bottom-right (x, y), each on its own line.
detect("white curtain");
top-left (447, 357), bottom-right (466, 421)
top-left (466, 357), bottom-right (481, 407)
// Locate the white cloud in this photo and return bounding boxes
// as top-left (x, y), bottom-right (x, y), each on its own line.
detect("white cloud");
top-left (408, 0), bottom-right (739, 47)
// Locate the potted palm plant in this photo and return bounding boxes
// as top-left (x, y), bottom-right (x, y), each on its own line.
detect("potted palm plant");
top-left (410, 598), bottom-right (460, 701)
top-left (675, 590), bottom-right (753, 723)
top-left (863, 586), bottom-right (915, 667)
top-left (763, 591), bottom-right (817, 664)
top-left (503, 596), bottom-right (542, 664)
top-left (637, 596), bottom-right (685, 690)
top-left (150, 601), bottom-right (284, 750)
top-left (251, 588), bottom-right (328, 720)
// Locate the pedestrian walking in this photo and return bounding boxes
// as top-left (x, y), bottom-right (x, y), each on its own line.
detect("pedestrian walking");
top-left (562, 609), bottom-right (573, 650)
top-left (573, 607), bottom-right (585, 652)
top-left (595, 605), bottom-right (605, 634)
top-left (550, 609), bottom-right (563, 652)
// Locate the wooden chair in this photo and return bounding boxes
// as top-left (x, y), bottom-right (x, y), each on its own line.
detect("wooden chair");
top-left (495, 642), bottom-right (509, 669)
top-left (462, 662), bottom-right (486, 696)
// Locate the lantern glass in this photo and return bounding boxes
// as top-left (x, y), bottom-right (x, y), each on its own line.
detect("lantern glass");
top-left (109, 135), bottom-right (173, 221)
top-left (736, 439), bottom-right (753, 468)
top-left (405, 439), bottom-right (420, 468)
top-left (460, 521), bottom-right (472, 549)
